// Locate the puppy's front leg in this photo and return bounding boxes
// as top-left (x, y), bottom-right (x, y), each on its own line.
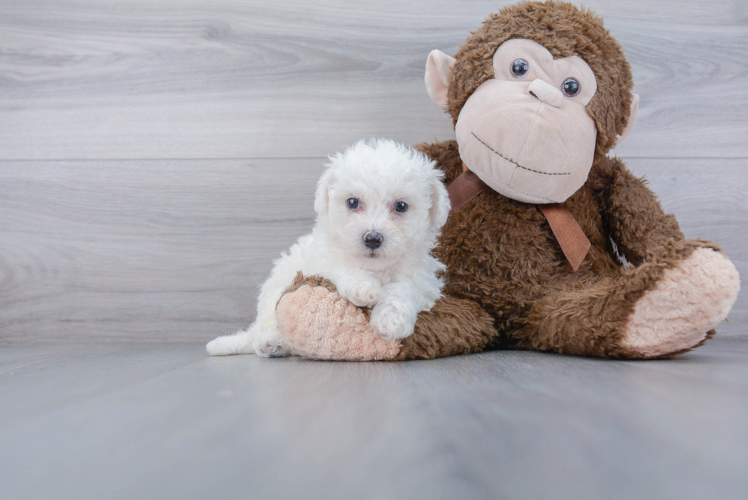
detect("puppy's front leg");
top-left (370, 282), bottom-right (420, 342)
top-left (334, 270), bottom-right (383, 308)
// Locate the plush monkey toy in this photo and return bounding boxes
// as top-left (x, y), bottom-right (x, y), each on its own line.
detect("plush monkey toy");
top-left (275, 0), bottom-right (740, 360)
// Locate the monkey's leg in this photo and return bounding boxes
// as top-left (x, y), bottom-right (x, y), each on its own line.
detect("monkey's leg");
top-left (397, 295), bottom-right (497, 360)
top-left (515, 239), bottom-right (740, 359)
top-left (275, 274), bottom-right (496, 361)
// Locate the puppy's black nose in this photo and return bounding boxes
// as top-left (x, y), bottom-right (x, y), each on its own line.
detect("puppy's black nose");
top-left (363, 231), bottom-right (384, 249)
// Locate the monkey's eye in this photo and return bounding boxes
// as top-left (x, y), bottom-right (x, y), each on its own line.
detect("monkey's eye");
top-left (347, 198), bottom-right (360, 210)
top-left (394, 201), bottom-right (408, 213)
top-left (562, 77), bottom-right (581, 97)
top-left (511, 59), bottom-right (529, 78)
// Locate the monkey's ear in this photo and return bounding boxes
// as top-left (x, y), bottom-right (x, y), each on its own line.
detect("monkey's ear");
top-left (314, 168), bottom-right (335, 216)
top-left (425, 50), bottom-right (456, 111)
top-left (615, 93), bottom-right (639, 145)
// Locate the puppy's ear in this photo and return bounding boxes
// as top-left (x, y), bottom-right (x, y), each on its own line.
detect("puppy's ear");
top-left (314, 167), bottom-right (335, 216)
top-left (428, 168), bottom-right (451, 229)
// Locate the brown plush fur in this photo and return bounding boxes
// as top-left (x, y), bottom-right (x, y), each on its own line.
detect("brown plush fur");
top-left (417, 139), bottom-right (721, 359)
top-left (405, 0), bottom-right (720, 359)
top-left (396, 294), bottom-right (497, 360)
top-left (277, 1), bottom-right (733, 361)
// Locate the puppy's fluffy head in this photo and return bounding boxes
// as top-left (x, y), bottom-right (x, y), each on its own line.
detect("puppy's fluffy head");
top-left (315, 139), bottom-right (450, 269)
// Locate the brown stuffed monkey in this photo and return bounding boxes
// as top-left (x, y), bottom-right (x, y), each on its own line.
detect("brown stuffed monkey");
top-left (275, 0), bottom-right (740, 361)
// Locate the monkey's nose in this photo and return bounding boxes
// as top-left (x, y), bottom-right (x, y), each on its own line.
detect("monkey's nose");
top-left (363, 231), bottom-right (384, 249)
top-left (528, 79), bottom-right (564, 108)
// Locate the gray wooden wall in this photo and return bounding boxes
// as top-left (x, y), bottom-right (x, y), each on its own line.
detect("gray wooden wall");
top-left (1, 0), bottom-right (746, 342)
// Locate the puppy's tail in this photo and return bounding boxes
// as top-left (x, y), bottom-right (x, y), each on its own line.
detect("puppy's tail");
top-left (206, 328), bottom-right (256, 356)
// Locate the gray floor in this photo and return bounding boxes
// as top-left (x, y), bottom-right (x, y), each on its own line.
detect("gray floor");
top-left (3, 338), bottom-right (748, 500)
top-left (2, 1), bottom-right (747, 499)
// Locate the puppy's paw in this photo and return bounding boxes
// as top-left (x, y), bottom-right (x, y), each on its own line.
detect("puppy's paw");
top-left (252, 327), bottom-right (291, 358)
top-left (370, 301), bottom-right (416, 342)
top-left (339, 279), bottom-right (383, 308)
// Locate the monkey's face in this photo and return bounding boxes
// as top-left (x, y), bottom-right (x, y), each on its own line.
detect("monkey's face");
top-left (455, 39), bottom-right (597, 204)
top-left (426, 38), bottom-right (638, 204)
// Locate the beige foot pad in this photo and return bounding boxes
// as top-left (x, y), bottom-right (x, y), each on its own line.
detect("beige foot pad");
top-left (276, 276), bottom-right (400, 361)
top-left (623, 248), bottom-right (740, 358)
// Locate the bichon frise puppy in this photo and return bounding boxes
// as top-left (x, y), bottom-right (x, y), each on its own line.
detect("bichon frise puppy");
top-left (206, 138), bottom-right (451, 357)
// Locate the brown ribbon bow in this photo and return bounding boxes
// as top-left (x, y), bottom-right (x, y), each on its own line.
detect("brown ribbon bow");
top-left (446, 162), bottom-right (591, 271)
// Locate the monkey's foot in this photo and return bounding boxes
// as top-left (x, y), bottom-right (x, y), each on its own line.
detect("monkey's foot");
top-left (276, 275), bottom-right (400, 361)
top-left (622, 247), bottom-right (740, 358)
top-left (276, 274), bottom-right (497, 361)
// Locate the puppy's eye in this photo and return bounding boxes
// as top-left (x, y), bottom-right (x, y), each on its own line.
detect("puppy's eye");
top-left (562, 77), bottom-right (581, 97)
top-left (511, 59), bottom-right (529, 78)
top-left (394, 201), bottom-right (408, 213)
top-left (346, 198), bottom-right (360, 210)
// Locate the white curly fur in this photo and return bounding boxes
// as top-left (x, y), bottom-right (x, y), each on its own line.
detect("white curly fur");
top-left (207, 139), bottom-right (451, 357)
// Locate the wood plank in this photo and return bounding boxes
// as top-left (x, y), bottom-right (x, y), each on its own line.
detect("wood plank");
top-left (1, 0), bottom-right (746, 160)
top-left (2, 339), bottom-right (748, 499)
top-left (0, 157), bottom-right (744, 342)
top-left (0, 158), bottom-right (322, 341)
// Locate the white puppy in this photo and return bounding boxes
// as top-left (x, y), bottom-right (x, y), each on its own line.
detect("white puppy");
top-left (206, 138), bottom-right (451, 357)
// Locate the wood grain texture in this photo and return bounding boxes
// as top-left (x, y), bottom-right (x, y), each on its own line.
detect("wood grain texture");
top-left (0, 158), bottom-right (744, 342)
top-left (1, 0), bottom-right (747, 160)
top-left (2, 338), bottom-right (748, 500)
top-left (0, 159), bottom-right (322, 341)
top-left (0, 0), bottom-right (745, 342)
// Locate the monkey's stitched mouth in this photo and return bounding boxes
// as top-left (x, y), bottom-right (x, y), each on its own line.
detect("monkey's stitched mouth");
top-left (470, 132), bottom-right (571, 176)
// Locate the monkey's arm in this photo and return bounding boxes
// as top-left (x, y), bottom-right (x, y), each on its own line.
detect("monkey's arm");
top-left (595, 156), bottom-right (684, 266)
